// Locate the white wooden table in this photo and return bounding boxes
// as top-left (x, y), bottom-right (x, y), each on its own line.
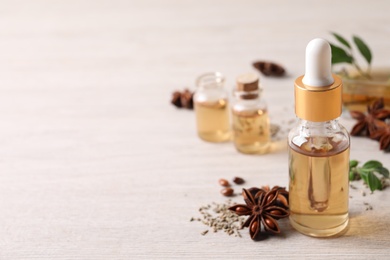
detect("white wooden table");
top-left (0, 0), bottom-right (389, 259)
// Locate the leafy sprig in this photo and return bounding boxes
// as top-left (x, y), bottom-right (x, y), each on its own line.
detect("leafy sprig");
top-left (329, 32), bottom-right (372, 79)
top-left (349, 160), bottom-right (389, 192)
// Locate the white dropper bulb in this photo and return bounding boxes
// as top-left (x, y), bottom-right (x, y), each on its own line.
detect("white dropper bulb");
top-left (302, 38), bottom-right (334, 87)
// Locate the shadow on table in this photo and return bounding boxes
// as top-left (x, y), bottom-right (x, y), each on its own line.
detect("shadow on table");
top-left (275, 209), bottom-right (390, 241)
top-left (344, 210), bottom-right (390, 238)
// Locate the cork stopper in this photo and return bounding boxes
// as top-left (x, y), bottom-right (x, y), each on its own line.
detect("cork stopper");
top-left (236, 73), bottom-right (260, 100)
top-left (236, 73), bottom-right (259, 92)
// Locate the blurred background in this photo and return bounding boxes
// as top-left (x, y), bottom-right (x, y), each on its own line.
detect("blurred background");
top-left (0, 0), bottom-right (389, 258)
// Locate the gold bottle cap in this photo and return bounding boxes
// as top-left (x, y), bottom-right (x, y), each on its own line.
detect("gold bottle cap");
top-left (294, 74), bottom-right (342, 122)
top-left (236, 73), bottom-right (259, 91)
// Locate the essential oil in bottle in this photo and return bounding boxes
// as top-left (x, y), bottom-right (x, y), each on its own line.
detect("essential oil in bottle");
top-left (194, 72), bottom-right (230, 142)
top-left (232, 73), bottom-right (270, 154)
top-left (288, 38), bottom-right (350, 237)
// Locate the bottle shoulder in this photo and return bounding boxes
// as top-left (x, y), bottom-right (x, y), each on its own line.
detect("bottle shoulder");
top-left (288, 119), bottom-right (350, 156)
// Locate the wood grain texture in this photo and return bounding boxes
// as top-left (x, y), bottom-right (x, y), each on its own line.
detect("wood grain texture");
top-left (0, 0), bottom-right (389, 259)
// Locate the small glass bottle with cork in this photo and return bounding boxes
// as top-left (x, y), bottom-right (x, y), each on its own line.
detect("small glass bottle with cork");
top-left (194, 72), bottom-right (231, 142)
top-left (232, 73), bottom-right (271, 154)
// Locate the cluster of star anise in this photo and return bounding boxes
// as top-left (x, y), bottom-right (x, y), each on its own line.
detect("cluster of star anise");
top-left (350, 98), bottom-right (390, 152)
top-left (228, 186), bottom-right (289, 241)
top-left (171, 89), bottom-right (193, 109)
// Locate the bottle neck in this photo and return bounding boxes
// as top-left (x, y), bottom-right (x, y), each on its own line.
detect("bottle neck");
top-left (196, 72), bottom-right (225, 90)
top-left (297, 118), bottom-right (339, 127)
top-left (294, 118), bottom-right (342, 137)
top-left (234, 89), bottom-right (261, 100)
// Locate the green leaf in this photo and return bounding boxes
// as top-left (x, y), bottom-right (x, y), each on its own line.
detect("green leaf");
top-left (376, 166), bottom-right (389, 178)
top-left (366, 172), bottom-right (382, 192)
top-left (362, 160), bottom-right (382, 170)
top-left (349, 171), bottom-right (355, 181)
top-left (360, 170), bottom-right (369, 184)
top-left (353, 35), bottom-right (372, 64)
top-left (330, 44), bottom-right (353, 64)
top-left (349, 160), bottom-right (358, 168)
top-left (331, 32), bottom-right (352, 49)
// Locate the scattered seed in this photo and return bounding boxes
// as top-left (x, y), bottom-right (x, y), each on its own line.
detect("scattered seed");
top-left (219, 178), bottom-right (230, 187)
top-left (270, 124), bottom-right (281, 137)
top-left (363, 202), bottom-right (373, 210)
top-left (365, 205), bottom-right (373, 211)
top-left (381, 177), bottom-right (390, 189)
top-left (191, 200), bottom-right (245, 238)
top-left (350, 184), bottom-right (357, 190)
top-left (232, 177), bottom-right (245, 185)
top-left (288, 119), bottom-right (295, 125)
top-left (221, 187), bottom-right (234, 197)
top-left (201, 230), bottom-right (209, 235)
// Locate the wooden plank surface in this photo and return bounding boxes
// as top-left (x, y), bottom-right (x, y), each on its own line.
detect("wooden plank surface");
top-left (0, 0), bottom-right (389, 259)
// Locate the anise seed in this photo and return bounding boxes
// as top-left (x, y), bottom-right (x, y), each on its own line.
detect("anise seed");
top-left (261, 185), bottom-right (270, 192)
top-left (269, 209), bottom-right (282, 216)
top-left (250, 221), bottom-right (258, 234)
top-left (265, 218), bottom-right (275, 229)
top-left (276, 194), bottom-right (288, 208)
top-left (235, 206), bottom-right (247, 213)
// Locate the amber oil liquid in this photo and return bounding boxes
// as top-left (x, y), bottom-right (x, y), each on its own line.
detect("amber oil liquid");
top-left (232, 109), bottom-right (270, 154)
top-left (194, 99), bottom-right (230, 142)
top-left (289, 138), bottom-right (349, 237)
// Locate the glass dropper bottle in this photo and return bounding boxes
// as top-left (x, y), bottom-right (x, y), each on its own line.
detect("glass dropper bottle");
top-left (288, 38), bottom-right (350, 237)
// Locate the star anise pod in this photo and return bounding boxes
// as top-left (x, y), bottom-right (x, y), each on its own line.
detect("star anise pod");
top-left (368, 98), bottom-right (390, 120)
top-left (229, 187), bottom-right (289, 241)
top-left (171, 91), bottom-right (182, 108)
top-left (171, 89), bottom-right (194, 109)
top-left (252, 61), bottom-right (285, 77)
top-left (250, 186), bottom-right (289, 210)
top-left (350, 98), bottom-right (390, 137)
top-left (370, 120), bottom-right (390, 152)
top-left (180, 89), bottom-right (194, 109)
